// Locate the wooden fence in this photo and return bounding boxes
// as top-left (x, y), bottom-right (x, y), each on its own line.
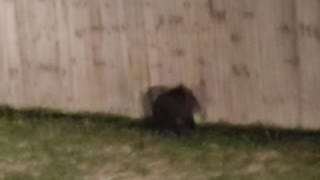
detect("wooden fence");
top-left (0, 0), bottom-right (319, 130)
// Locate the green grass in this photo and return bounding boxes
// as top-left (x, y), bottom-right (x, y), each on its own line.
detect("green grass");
top-left (0, 106), bottom-right (320, 180)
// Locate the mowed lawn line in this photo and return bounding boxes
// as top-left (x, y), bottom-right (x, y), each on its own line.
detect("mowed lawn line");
top-left (0, 107), bottom-right (320, 180)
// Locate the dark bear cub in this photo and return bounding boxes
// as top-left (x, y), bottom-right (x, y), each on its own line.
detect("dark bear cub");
top-left (151, 84), bottom-right (203, 136)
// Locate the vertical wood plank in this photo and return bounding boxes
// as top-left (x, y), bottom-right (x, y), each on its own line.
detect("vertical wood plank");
top-left (0, 0), bottom-right (9, 105)
top-left (143, 0), bottom-right (161, 86)
top-left (86, 0), bottom-right (111, 113)
top-left (31, 0), bottom-right (63, 108)
top-left (114, 0), bottom-right (134, 116)
top-left (159, 0), bottom-right (184, 86)
top-left (145, 0), bottom-right (184, 87)
top-left (1, 0), bottom-right (24, 107)
top-left (14, 0), bottom-right (36, 108)
top-left (192, 0), bottom-right (233, 121)
top-left (66, 0), bottom-right (99, 112)
top-left (121, 0), bottom-right (150, 117)
top-left (95, 0), bottom-right (131, 115)
top-left (54, 0), bottom-right (74, 111)
top-left (296, 0), bottom-right (320, 129)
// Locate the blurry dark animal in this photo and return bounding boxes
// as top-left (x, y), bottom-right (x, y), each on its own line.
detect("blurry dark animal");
top-left (141, 85), bottom-right (169, 120)
top-left (151, 84), bottom-right (204, 136)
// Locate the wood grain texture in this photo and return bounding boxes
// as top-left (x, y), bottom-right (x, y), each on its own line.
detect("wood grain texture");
top-left (0, 0), bottom-right (319, 129)
top-left (296, 0), bottom-right (320, 129)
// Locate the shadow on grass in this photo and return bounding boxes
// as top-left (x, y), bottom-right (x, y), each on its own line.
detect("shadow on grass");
top-left (1, 105), bottom-right (320, 149)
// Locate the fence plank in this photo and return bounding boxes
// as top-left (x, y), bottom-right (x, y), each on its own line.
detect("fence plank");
top-left (89, 0), bottom-right (131, 115)
top-left (65, 0), bottom-right (92, 111)
top-left (296, 0), bottom-right (320, 129)
top-left (192, 0), bottom-right (233, 121)
top-left (13, 0), bottom-right (35, 108)
top-left (0, 0), bottom-right (8, 105)
top-left (31, 0), bottom-right (63, 108)
top-left (120, 0), bottom-right (150, 117)
top-left (54, 0), bottom-right (75, 111)
top-left (1, 0), bottom-right (25, 107)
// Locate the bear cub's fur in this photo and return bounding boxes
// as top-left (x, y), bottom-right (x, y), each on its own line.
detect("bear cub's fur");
top-left (151, 84), bottom-right (203, 135)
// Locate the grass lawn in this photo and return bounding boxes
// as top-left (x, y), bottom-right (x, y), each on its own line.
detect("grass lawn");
top-left (0, 107), bottom-right (320, 180)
